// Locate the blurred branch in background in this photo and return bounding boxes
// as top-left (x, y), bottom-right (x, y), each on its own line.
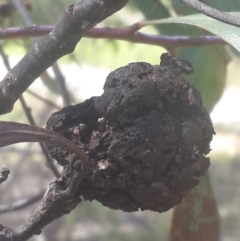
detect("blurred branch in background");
top-left (26, 89), bottom-right (61, 110)
top-left (10, 0), bottom-right (71, 107)
top-left (0, 42), bottom-right (60, 178)
top-left (0, 0), bottom-right (129, 115)
top-left (0, 189), bottom-right (45, 214)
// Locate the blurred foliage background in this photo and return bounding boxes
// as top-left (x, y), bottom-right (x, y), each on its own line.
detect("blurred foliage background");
top-left (1, 0), bottom-right (240, 241)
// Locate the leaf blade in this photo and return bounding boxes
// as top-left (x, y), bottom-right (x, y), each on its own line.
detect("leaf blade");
top-left (145, 12), bottom-right (240, 52)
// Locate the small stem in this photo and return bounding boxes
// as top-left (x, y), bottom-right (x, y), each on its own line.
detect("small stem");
top-left (0, 25), bottom-right (226, 47)
top-left (52, 63), bottom-right (71, 107)
top-left (26, 89), bottom-right (61, 110)
top-left (20, 96), bottom-right (61, 178)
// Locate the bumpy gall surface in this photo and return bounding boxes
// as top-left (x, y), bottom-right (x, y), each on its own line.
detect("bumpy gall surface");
top-left (46, 53), bottom-right (214, 212)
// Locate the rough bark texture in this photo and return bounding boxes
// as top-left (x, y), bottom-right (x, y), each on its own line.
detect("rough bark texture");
top-left (0, 0), bottom-right (129, 114)
top-left (46, 53), bottom-right (214, 213)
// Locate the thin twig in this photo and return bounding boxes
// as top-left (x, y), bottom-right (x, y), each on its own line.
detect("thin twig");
top-left (26, 89), bottom-right (61, 110)
top-left (9, 0), bottom-right (32, 26)
top-left (0, 190), bottom-right (45, 213)
top-left (0, 25), bottom-right (226, 47)
top-left (0, 121), bottom-right (89, 175)
top-left (86, 27), bottom-right (225, 47)
top-left (19, 97), bottom-right (61, 178)
top-left (180, 0), bottom-right (240, 27)
top-left (52, 63), bottom-right (71, 107)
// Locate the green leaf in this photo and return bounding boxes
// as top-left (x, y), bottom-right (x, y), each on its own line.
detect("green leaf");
top-left (130, 0), bottom-right (170, 20)
top-left (177, 46), bottom-right (229, 112)
top-left (132, 8), bottom-right (230, 110)
top-left (131, 0), bottom-right (173, 34)
top-left (171, 0), bottom-right (199, 15)
top-left (171, 0), bottom-right (240, 14)
top-left (131, 0), bottom-right (200, 35)
top-left (145, 12), bottom-right (240, 52)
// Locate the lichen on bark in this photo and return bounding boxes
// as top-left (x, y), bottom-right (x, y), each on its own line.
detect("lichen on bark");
top-left (46, 53), bottom-right (214, 212)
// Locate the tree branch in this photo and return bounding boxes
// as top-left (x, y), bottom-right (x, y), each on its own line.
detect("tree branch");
top-left (180, 0), bottom-right (240, 27)
top-left (10, 0), bottom-right (71, 107)
top-left (0, 122), bottom-right (89, 240)
top-left (0, 158), bottom-right (83, 241)
top-left (0, 25), bottom-right (226, 47)
top-left (86, 27), bottom-right (225, 47)
top-left (0, 0), bottom-right (129, 114)
top-left (0, 43), bottom-right (60, 178)
top-left (0, 121), bottom-right (89, 173)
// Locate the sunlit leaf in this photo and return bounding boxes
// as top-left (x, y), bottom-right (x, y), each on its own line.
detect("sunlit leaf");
top-left (144, 12), bottom-right (240, 52)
